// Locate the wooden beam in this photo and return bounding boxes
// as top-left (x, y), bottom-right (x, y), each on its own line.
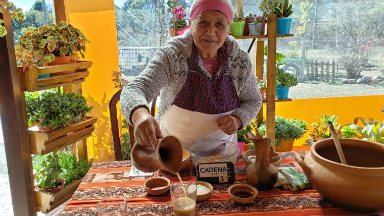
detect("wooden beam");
top-left (255, 40), bottom-right (264, 138)
top-left (0, 11), bottom-right (36, 216)
top-left (54, 0), bottom-right (66, 24)
top-left (266, 14), bottom-right (277, 149)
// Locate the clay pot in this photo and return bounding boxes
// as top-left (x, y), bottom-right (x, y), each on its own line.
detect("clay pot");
top-left (131, 136), bottom-right (183, 173)
top-left (275, 139), bottom-right (294, 152)
top-left (260, 89), bottom-right (266, 100)
top-left (295, 138), bottom-right (384, 213)
top-left (35, 178), bottom-right (65, 194)
top-left (169, 28), bottom-right (183, 37)
top-left (49, 56), bottom-right (76, 77)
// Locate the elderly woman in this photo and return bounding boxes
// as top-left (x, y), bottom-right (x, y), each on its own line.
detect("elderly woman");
top-left (121, 0), bottom-right (262, 150)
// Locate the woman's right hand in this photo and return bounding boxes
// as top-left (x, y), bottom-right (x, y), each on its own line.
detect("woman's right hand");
top-left (132, 107), bottom-right (164, 148)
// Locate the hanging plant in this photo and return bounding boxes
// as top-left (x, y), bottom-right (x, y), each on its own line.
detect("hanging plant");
top-left (0, 0), bottom-right (25, 37)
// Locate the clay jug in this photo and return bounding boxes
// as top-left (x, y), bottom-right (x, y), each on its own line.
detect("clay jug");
top-left (295, 138), bottom-right (384, 213)
top-left (131, 135), bottom-right (183, 173)
top-left (246, 134), bottom-right (278, 191)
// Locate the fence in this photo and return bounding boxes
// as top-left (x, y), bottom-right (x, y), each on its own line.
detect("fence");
top-left (118, 47), bottom-right (158, 77)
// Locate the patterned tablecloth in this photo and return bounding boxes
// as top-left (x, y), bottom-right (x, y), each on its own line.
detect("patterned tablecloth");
top-left (60, 151), bottom-right (383, 216)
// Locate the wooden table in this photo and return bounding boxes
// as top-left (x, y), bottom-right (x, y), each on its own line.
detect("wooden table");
top-left (60, 149), bottom-right (384, 215)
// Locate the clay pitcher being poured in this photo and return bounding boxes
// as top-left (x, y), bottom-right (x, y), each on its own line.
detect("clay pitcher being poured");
top-left (246, 132), bottom-right (278, 191)
top-left (131, 135), bottom-right (183, 173)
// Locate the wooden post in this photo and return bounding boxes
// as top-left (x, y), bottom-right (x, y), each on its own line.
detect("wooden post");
top-left (0, 11), bottom-right (37, 216)
top-left (266, 14), bottom-right (277, 149)
top-left (255, 40), bottom-right (265, 138)
top-left (320, 61), bottom-right (324, 81)
top-left (315, 60), bottom-right (318, 81)
top-left (310, 60), bottom-right (314, 81)
top-left (332, 60), bottom-right (336, 84)
top-left (326, 60), bottom-right (330, 82)
top-left (306, 60), bottom-right (310, 82)
top-left (54, 0), bottom-right (66, 24)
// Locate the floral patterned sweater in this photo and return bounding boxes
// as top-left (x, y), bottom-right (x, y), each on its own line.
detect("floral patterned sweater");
top-left (120, 29), bottom-right (262, 129)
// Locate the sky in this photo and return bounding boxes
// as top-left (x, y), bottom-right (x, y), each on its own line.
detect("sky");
top-left (10, 0), bottom-right (125, 13)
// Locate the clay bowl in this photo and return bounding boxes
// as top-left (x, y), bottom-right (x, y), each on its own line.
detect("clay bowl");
top-left (144, 177), bottom-right (170, 195)
top-left (228, 184), bottom-right (258, 204)
top-left (243, 149), bottom-right (281, 167)
top-left (295, 138), bottom-right (384, 213)
top-left (160, 148), bottom-right (191, 173)
top-left (196, 181), bottom-right (213, 201)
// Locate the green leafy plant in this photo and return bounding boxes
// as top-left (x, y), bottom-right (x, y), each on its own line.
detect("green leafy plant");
top-left (275, 67), bottom-right (298, 87)
top-left (0, 0), bottom-right (25, 37)
top-left (248, 14), bottom-right (266, 25)
top-left (259, 0), bottom-right (280, 17)
top-left (274, 0), bottom-right (293, 18)
top-left (349, 117), bottom-right (384, 144)
top-left (167, 0), bottom-right (187, 28)
top-left (58, 147), bottom-right (93, 186)
top-left (305, 115), bottom-right (343, 146)
top-left (258, 116), bottom-right (308, 147)
top-left (237, 123), bottom-right (253, 143)
top-left (33, 151), bottom-right (62, 189)
top-left (341, 125), bottom-right (359, 139)
top-left (120, 119), bottom-right (135, 160)
top-left (25, 91), bottom-right (93, 130)
top-left (258, 79), bottom-right (267, 90)
top-left (15, 21), bottom-right (89, 68)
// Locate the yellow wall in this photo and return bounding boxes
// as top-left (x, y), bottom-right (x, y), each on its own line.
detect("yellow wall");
top-left (65, 0), bottom-right (119, 162)
top-left (264, 95), bottom-right (384, 146)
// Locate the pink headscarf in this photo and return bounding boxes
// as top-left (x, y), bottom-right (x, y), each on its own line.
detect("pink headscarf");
top-left (177, 0), bottom-right (233, 36)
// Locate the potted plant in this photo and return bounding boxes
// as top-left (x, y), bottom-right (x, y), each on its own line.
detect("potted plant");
top-left (259, 0), bottom-right (280, 18)
top-left (33, 151), bottom-right (65, 194)
top-left (348, 117), bottom-right (384, 144)
top-left (273, 0), bottom-right (293, 34)
top-left (0, 0), bottom-right (25, 37)
top-left (15, 21), bottom-right (89, 77)
top-left (258, 116), bottom-right (308, 152)
top-left (247, 14), bottom-right (265, 36)
top-left (167, 0), bottom-right (187, 37)
top-left (258, 79), bottom-right (267, 99)
top-left (275, 68), bottom-right (298, 99)
top-left (305, 115), bottom-right (343, 146)
top-left (237, 123), bottom-right (254, 154)
top-left (25, 91), bottom-right (93, 132)
top-left (230, 15), bottom-right (246, 37)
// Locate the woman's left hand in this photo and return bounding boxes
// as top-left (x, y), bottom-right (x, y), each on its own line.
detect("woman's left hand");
top-left (215, 115), bottom-right (242, 135)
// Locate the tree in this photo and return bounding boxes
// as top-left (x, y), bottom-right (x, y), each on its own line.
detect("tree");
top-left (32, 0), bottom-right (43, 12)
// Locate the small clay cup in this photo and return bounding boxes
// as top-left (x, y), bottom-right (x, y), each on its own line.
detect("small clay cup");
top-left (228, 184), bottom-right (258, 204)
top-left (196, 181), bottom-right (213, 201)
top-left (144, 177), bottom-right (170, 195)
top-left (131, 136), bottom-right (183, 173)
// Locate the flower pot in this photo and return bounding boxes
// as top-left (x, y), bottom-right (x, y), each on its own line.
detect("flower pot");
top-left (275, 139), bottom-right (294, 152)
top-left (242, 142), bottom-right (252, 154)
top-left (169, 27), bottom-right (183, 37)
top-left (230, 21), bottom-right (245, 37)
top-left (248, 23), bottom-right (262, 36)
top-left (49, 56), bottom-right (76, 77)
top-left (260, 89), bottom-right (266, 100)
top-left (243, 18), bottom-right (251, 36)
top-left (275, 85), bottom-right (289, 99)
top-left (276, 17), bottom-right (292, 35)
top-left (295, 138), bottom-right (384, 213)
top-left (35, 178), bottom-right (65, 194)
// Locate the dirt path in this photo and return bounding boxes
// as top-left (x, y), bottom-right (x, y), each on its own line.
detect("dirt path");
top-left (288, 82), bottom-right (384, 99)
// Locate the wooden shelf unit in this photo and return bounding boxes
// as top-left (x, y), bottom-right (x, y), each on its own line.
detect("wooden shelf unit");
top-left (19, 61), bottom-right (95, 214)
top-left (235, 14), bottom-right (294, 148)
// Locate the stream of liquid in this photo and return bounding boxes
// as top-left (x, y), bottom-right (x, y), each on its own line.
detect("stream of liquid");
top-left (176, 172), bottom-right (187, 197)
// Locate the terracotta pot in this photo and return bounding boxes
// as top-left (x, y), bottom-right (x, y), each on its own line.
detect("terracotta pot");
top-left (275, 139), bottom-right (294, 152)
top-left (242, 143), bottom-right (252, 154)
top-left (260, 89), bottom-right (266, 100)
top-left (242, 17), bottom-right (251, 36)
top-left (131, 136), bottom-right (183, 173)
top-left (169, 27), bottom-right (183, 37)
top-left (49, 56), bottom-right (76, 77)
top-left (35, 178), bottom-right (65, 194)
top-left (295, 138), bottom-right (384, 213)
